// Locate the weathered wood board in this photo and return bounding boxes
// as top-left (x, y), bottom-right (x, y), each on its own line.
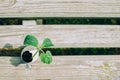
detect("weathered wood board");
top-left (0, 0), bottom-right (120, 80)
top-left (0, 25), bottom-right (120, 48)
top-left (0, 0), bottom-right (120, 17)
top-left (0, 56), bottom-right (119, 80)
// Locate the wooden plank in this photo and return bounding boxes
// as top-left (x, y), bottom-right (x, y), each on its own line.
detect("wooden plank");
top-left (0, 0), bottom-right (120, 17)
top-left (0, 25), bottom-right (120, 48)
top-left (0, 56), bottom-right (120, 80)
top-left (22, 20), bottom-right (37, 25)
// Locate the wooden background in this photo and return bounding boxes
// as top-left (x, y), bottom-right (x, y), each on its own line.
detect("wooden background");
top-left (0, 0), bottom-right (120, 80)
top-left (0, 0), bottom-right (120, 17)
top-left (0, 56), bottom-right (120, 80)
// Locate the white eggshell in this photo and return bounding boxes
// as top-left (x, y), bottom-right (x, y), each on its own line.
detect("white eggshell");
top-left (21, 46), bottom-right (39, 63)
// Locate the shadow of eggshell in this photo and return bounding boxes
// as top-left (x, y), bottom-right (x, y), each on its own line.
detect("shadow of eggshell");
top-left (10, 57), bottom-right (23, 67)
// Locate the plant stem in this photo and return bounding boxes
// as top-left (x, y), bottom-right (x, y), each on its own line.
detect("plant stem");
top-left (32, 50), bottom-right (39, 58)
top-left (32, 47), bottom-right (45, 58)
top-left (39, 47), bottom-right (45, 53)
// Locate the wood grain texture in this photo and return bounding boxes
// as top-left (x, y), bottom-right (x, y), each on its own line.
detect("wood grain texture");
top-left (0, 0), bottom-right (120, 17)
top-left (0, 25), bottom-right (120, 48)
top-left (0, 0), bottom-right (16, 7)
top-left (23, 20), bottom-right (37, 25)
top-left (0, 56), bottom-right (119, 80)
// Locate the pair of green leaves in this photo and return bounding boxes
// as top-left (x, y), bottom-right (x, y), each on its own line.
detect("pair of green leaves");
top-left (40, 50), bottom-right (52, 64)
top-left (24, 35), bottom-right (54, 48)
top-left (23, 35), bottom-right (54, 64)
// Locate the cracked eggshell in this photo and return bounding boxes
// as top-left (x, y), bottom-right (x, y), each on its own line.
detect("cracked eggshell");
top-left (21, 46), bottom-right (39, 63)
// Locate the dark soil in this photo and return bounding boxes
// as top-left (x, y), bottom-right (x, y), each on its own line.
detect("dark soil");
top-left (22, 51), bottom-right (33, 63)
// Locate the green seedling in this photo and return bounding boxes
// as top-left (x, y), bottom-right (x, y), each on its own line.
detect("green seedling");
top-left (23, 34), bottom-right (54, 64)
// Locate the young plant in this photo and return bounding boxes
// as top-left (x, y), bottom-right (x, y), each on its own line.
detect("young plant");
top-left (23, 34), bottom-right (54, 64)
